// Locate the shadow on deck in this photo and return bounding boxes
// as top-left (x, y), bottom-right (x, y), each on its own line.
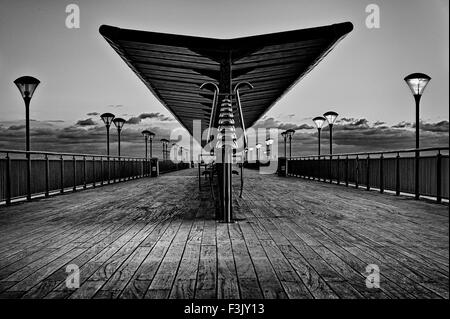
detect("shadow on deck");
top-left (0, 168), bottom-right (448, 299)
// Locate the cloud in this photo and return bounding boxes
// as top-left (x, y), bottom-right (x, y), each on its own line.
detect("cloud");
top-left (126, 117), bottom-right (141, 124)
top-left (420, 120), bottom-right (448, 132)
top-left (76, 118), bottom-right (96, 126)
top-left (125, 112), bottom-right (174, 124)
top-left (108, 104), bottom-right (123, 108)
top-left (252, 117), bottom-right (314, 130)
top-left (392, 121), bottom-right (413, 129)
top-left (87, 112), bottom-right (99, 116)
top-left (8, 124), bottom-right (26, 130)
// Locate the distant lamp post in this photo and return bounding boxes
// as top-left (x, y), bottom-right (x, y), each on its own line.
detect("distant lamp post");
top-left (255, 143), bottom-right (262, 161)
top-left (112, 118), bottom-right (126, 156)
top-left (141, 130), bottom-right (151, 159)
top-left (313, 116), bottom-right (326, 155)
top-left (161, 138), bottom-right (169, 161)
top-left (266, 138), bottom-right (274, 159)
top-left (285, 129), bottom-right (295, 158)
top-left (281, 131), bottom-right (287, 158)
top-left (14, 76), bottom-right (40, 201)
top-left (100, 113), bottom-right (115, 156)
top-left (323, 111), bottom-right (338, 155)
top-left (172, 142), bottom-right (178, 161)
top-left (404, 72), bottom-right (431, 199)
top-left (147, 131), bottom-right (155, 158)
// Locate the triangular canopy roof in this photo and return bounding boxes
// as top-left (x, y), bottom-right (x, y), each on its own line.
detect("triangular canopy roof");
top-left (99, 22), bottom-right (353, 144)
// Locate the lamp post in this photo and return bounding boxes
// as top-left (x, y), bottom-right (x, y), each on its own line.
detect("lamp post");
top-left (285, 129), bottom-right (295, 158)
top-left (266, 138), bottom-right (274, 159)
top-left (100, 113), bottom-right (115, 156)
top-left (404, 72), bottom-right (431, 199)
top-left (313, 116), bottom-right (326, 155)
top-left (323, 111), bottom-right (338, 155)
top-left (161, 139), bottom-right (169, 161)
top-left (281, 131), bottom-right (287, 158)
top-left (255, 143), bottom-right (262, 161)
top-left (141, 130), bottom-right (151, 159)
top-left (148, 131), bottom-right (155, 158)
top-left (112, 118), bottom-right (126, 156)
top-left (14, 76), bottom-right (40, 201)
top-left (172, 142), bottom-right (178, 161)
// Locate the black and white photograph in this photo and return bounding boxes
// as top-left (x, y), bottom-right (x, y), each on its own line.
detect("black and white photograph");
top-left (0, 0), bottom-right (448, 313)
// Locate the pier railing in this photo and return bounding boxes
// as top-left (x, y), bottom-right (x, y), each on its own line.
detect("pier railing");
top-left (286, 147), bottom-right (449, 202)
top-left (0, 149), bottom-right (188, 205)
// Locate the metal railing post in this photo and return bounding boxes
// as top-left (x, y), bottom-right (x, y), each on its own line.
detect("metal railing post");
top-left (72, 156), bottom-right (77, 192)
top-left (395, 152), bottom-right (400, 196)
top-left (336, 155), bottom-right (340, 185)
top-left (92, 156), bottom-right (96, 188)
top-left (83, 156), bottom-right (87, 189)
top-left (329, 155), bottom-right (333, 184)
top-left (355, 155), bottom-right (359, 189)
top-left (436, 151), bottom-right (442, 203)
top-left (45, 154), bottom-right (49, 197)
top-left (415, 149), bottom-right (420, 199)
top-left (345, 155), bottom-right (349, 187)
top-left (60, 155), bottom-right (64, 194)
top-left (379, 154), bottom-right (384, 194)
top-left (5, 153), bottom-right (11, 205)
top-left (26, 153), bottom-right (32, 201)
top-left (366, 155), bottom-right (370, 191)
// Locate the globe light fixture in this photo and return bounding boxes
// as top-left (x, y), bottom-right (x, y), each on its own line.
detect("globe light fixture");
top-left (313, 116), bottom-right (327, 155)
top-left (323, 111), bottom-right (338, 155)
top-left (100, 113), bottom-right (115, 156)
top-left (14, 76), bottom-right (40, 201)
top-left (404, 72), bottom-right (431, 199)
top-left (113, 118), bottom-right (126, 156)
top-left (285, 129), bottom-right (295, 158)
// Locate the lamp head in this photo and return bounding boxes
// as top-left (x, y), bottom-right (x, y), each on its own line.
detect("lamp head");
top-left (100, 113), bottom-right (115, 126)
top-left (113, 117), bottom-right (126, 130)
top-left (14, 76), bottom-right (40, 99)
top-left (323, 111), bottom-right (338, 125)
top-left (141, 130), bottom-right (151, 137)
top-left (313, 116), bottom-right (326, 129)
top-left (404, 73), bottom-right (431, 96)
top-left (285, 129), bottom-right (295, 138)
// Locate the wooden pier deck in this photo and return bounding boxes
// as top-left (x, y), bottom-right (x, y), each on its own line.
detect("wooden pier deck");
top-left (0, 168), bottom-right (448, 299)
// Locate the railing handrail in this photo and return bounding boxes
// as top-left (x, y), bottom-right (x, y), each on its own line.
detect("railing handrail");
top-left (0, 149), bottom-right (153, 160)
top-left (288, 146), bottom-right (449, 160)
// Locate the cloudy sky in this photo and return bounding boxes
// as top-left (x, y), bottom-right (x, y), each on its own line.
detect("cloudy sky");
top-left (0, 0), bottom-right (448, 158)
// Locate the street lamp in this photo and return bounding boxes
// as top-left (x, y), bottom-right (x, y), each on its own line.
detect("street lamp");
top-left (14, 76), bottom-right (40, 153)
top-left (323, 111), bottom-right (338, 155)
top-left (172, 142), bottom-right (178, 161)
top-left (141, 130), bottom-right (151, 159)
top-left (404, 72), bottom-right (431, 199)
top-left (404, 73), bottom-right (431, 149)
top-left (100, 113), bottom-right (115, 156)
top-left (14, 76), bottom-right (40, 201)
top-left (161, 138), bottom-right (169, 161)
top-left (266, 138), bottom-right (274, 159)
top-left (281, 131), bottom-right (287, 158)
top-left (313, 116), bottom-right (326, 155)
top-left (285, 129), bottom-right (295, 158)
top-left (147, 131), bottom-right (155, 158)
top-left (255, 143), bottom-right (262, 161)
top-left (112, 118), bottom-right (126, 156)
